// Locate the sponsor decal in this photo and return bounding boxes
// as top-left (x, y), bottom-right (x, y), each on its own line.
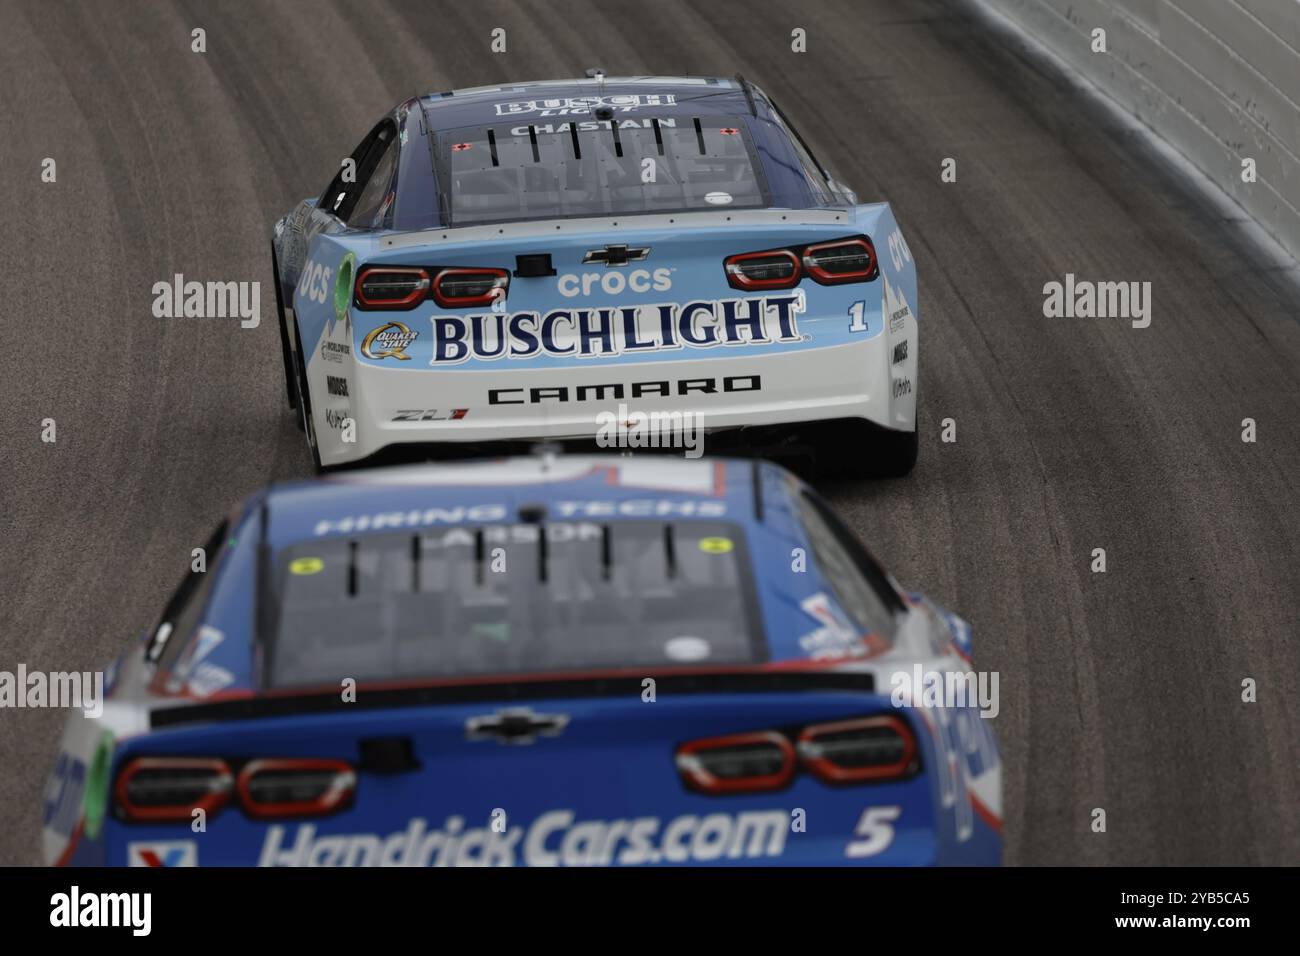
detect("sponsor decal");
top-left (161, 624), bottom-right (233, 698)
top-left (798, 593), bottom-right (874, 660)
top-left (315, 505), bottom-right (510, 537)
top-left (258, 807), bottom-right (787, 866)
top-left (892, 377), bottom-right (912, 398)
top-left (289, 557), bottom-right (325, 575)
top-left (697, 536), bottom-right (733, 554)
top-left (886, 228), bottom-right (913, 273)
top-left (311, 500), bottom-right (722, 537)
top-left (297, 258), bottom-right (334, 306)
top-left (324, 408), bottom-right (352, 429)
top-left (882, 273), bottom-right (912, 333)
top-left (511, 118), bottom-right (676, 136)
top-left (426, 523), bottom-right (602, 549)
top-left (552, 499), bottom-right (725, 518)
top-left (128, 840), bottom-right (198, 867)
top-left (362, 320), bottom-right (418, 360)
top-left (432, 294), bottom-right (805, 365)
top-left (892, 340), bottom-right (908, 365)
top-left (491, 375), bottom-right (760, 405)
top-left (162, 625), bottom-right (224, 696)
top-left (494, 94), bottom-right (677, 117)
top-left (557, 268), bottom-right (670, 298)
top-left (392, 409), bottom-right (469, 422)
top-left (907, 693), bottom-right (1002, 842)
top-left (320, 340), bottom-right (351, 363)
top-left (186, 663), bottom-right (234, 698)
top-left (326, 375), bottom-right (349, 397)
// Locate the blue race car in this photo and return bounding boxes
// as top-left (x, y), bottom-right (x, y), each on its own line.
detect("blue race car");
top-left (43, 456), bottom-right (998, 867)
top-left (272, 73), bottom-right (920, 476)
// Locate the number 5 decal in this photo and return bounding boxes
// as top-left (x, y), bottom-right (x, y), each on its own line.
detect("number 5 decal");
top-left (845, 805), bottom-right (901, 858)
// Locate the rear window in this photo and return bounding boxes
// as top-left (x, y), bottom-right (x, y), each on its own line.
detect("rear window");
top-left (266, 521), bottom-right (763, 688)
top-left (436, 115), bottom-right (769, 226)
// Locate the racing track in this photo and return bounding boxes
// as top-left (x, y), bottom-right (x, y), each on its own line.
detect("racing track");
top-left (1, 0), bottom-right (1297, 866)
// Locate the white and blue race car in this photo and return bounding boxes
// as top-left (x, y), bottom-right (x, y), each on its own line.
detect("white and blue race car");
top-left (272, 74), bottom-right (919, 475)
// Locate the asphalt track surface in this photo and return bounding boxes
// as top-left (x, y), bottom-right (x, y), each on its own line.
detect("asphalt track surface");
top-left (1, 0), bottom-right (1298, 867)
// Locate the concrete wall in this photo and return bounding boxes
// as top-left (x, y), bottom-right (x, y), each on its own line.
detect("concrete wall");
top-left (976, 0), bottom-right (1300, 262)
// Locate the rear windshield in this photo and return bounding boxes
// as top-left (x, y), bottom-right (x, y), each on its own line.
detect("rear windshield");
top-left (436, 115), bottom-right (769, 226)
top-left (267, 521), bottom-right (763, 688)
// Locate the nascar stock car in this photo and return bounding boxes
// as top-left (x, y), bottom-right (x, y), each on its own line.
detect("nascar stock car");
top-left (43, 456), bottom-right (999, 867)
top-left (271, 74), bottom-right (920, 475)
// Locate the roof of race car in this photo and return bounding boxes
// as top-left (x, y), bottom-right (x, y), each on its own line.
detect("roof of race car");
top-left (416, 76), bottom-right (758, 130)
top-left (149, 457), bottom-right (901, 700)
top-left (261, 456), bottom-right (760, 546)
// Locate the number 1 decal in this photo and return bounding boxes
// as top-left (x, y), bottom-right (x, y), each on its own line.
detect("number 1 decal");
top-left (848, 300), bottom-right (870, 333)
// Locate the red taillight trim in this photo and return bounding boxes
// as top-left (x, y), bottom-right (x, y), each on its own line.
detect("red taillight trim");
top-left (797, 715), bottom-right (916, 783)
top-left (237, 758), bottom-right (356, 819)
top-left (354, 267), bottom-right (430, 308)
top-left (675, 730), bottom-right (796, 794)
top-left (114, 757), bottom-right (233, 822)
top-left (431, 267), bottom-right (510, 308)
top-left (724, 250), bottom-right (802, 291)
top-left (802, 237), bottom-right (878, 284)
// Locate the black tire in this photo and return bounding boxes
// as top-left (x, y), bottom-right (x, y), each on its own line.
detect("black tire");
top-left (822, 418), bottom-right (918, 479)
top-left (271, 243), bottom-right (299, 413)
top-left (870, 425), bottom-right (919, 478)
top-left (291, 324), bottom-right (323, 472)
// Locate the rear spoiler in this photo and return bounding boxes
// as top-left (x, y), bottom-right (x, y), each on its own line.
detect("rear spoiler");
top-left (151, 670), bottom-right (875, 729)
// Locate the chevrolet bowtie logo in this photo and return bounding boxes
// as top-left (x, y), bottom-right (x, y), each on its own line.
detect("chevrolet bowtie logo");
top-left (583, 244), bottom-right (649, 267)
top-left (465, 708), bottom-right (570, 745)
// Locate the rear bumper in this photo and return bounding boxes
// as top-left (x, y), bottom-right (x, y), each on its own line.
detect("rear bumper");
top-left (312, 336), bottom-right (915, 467)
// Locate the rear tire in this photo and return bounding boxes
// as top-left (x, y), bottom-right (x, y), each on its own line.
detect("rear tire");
top-left (291, 324), bottom-right (323, 473)
top-left (271, 243), bottom-right (298, 413)
top-left (822, 418), bottom-right (918, 479)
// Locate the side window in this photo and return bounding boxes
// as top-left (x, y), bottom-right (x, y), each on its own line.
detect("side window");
top-left (770, 104), bottom-right (833, 204)
top-left (795, 493), bottom-right (900, 637)
top-left (320, 120), bottom-right (397, 223)
top-left (147, 520), bottom-right (228, 666)
top-left (346, 134), bottom-right (398, 228)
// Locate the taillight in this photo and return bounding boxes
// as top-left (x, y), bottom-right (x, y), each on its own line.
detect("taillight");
top-left (355, 267), bottom-right (430, 308)
top-left (237, 758), bottom-right (356, 819)
top-left (724, 250), bottom-right (801, 291)
top-left (797, 716), bottom-right (916, 783)
top-left (115, 757), bottom-right (233, 822)
top-left (802, 238), bottom-right (878, 283)
top-left (432, 267), bottom-right (509, 308)
top-left (677, 716), bottom-right (919, 796)
top-left (675, 731), bottom-right (795, 794)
